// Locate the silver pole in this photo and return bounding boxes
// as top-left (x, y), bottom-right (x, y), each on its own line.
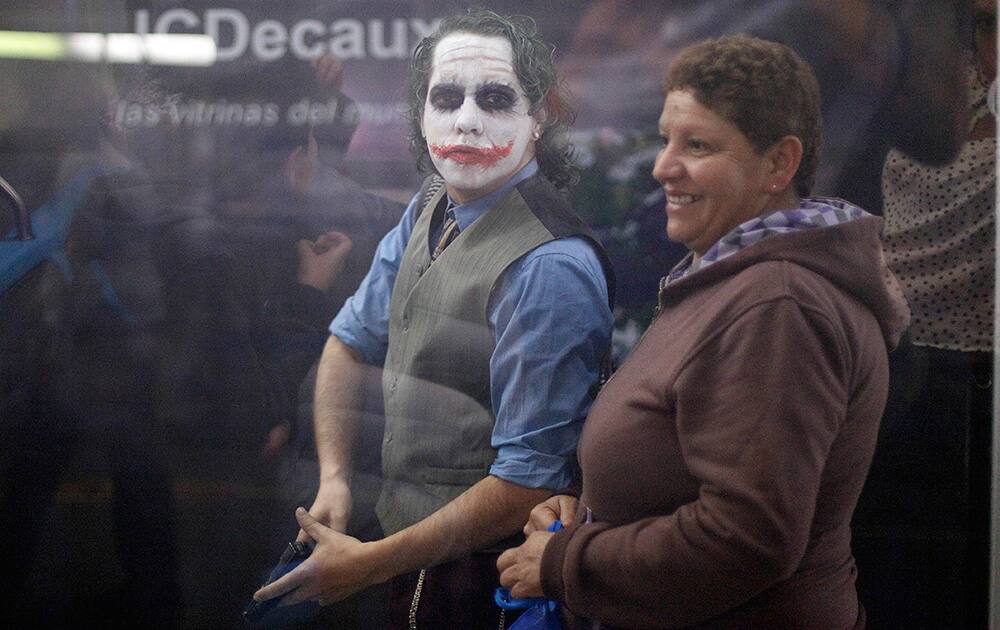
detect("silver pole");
top-left (991, 107), bottom-right (999, 630)
top-left (0, 175), bottom-right (32, 241)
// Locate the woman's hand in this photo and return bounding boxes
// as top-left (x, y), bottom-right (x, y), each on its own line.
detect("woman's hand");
top-left (499, 496), bottom-right (577, 601)
top-left (524, 494), bottom-right (579, 535)
top-left (497, 530), bottom-right (554, 600)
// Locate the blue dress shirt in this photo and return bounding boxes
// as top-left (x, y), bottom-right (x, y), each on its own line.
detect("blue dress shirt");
top-left (329, 161), bottom-right (612, 490)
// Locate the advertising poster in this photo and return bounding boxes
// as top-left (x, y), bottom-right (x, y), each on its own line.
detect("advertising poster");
top-left (0, 2), bottom-right (981, 627)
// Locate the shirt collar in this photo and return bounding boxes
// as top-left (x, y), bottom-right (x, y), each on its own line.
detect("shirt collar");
top-left (446, 160), bottom-right (538, 230)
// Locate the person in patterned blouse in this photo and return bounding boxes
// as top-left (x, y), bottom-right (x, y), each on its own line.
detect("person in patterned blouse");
top-left (852, 1), bottom-right (996, 626)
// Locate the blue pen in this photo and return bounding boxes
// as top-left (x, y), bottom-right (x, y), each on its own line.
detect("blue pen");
top-left (495, 520), bottom-right (563, 610)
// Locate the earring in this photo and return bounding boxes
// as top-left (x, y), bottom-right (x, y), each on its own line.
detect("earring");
top-left (531, 129), bottom-right (541, 141)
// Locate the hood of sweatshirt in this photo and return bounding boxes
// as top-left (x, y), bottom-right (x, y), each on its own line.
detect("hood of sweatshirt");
top-left (658, 198), bottom-right (910, 349)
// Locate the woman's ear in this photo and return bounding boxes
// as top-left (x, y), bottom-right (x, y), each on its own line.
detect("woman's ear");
top-left (764, 135), bottom-right (804, 192)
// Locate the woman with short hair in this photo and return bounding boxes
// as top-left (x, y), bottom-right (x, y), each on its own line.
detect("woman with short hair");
top-left (499, 35), bottom-right (909, 629)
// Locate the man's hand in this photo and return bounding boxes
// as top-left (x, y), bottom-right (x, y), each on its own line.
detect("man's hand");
top-left (497, 530), bottom-right (555, 600)
top-left (308, 336), bottom-right (364, 537)
top-left (260, 423), bottom-right (291, 460)
top-left (297, 231), bottom-right (353, 293)
top-left (255, 508), bottom-right (382, 606)
top-left (286, 133), bottom-right (319, 192)
top-left (297, 476), bottom-right (353, 543)
top-left (524, 494), bottom-right (578, 535)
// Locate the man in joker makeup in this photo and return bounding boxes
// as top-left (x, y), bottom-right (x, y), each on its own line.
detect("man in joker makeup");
top-left (253, 9), bottom-right (614, 628)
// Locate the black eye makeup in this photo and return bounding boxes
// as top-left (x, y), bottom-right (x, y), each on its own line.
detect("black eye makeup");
top-left (428, 82), bottom-right (519, 113)
top-left (475, 83), bottom-right (517, 112)
top-left (429, 84), bottom-right (465, 111)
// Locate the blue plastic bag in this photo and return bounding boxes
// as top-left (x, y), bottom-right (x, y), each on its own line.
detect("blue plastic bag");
top-left (495, 521), bottom-right (564, 630)
top-left (503, 598), bottom-right (562, 630)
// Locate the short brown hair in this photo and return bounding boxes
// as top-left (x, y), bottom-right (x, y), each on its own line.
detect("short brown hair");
top-left (664, 35), bottom-right (822, 197)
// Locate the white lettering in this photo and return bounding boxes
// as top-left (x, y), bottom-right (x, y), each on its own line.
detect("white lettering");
top-left (153, 9), bottom-right (198, 33)
top-left (252, 20), bottom-right (288, 62)
top-left (134, 9), bottom-right (150, 36)
top-left (154, 8), bottom-right (199, 33)
top-left (329, 19), bottom-right (364, 59)
top-left (288, 99), bottom-right (309, 125)
top-left (356, 101), bottom-right (403, 125)
top-left (244, 104), bottom-right (262, 125)
top-left (341, 99), bottom-right (360, 126)
top-left (135, 9), bottom-right (440, 62)
top-left (369, 19), bottom-right (407, 60)
top-left (290, 19), bottom-right (325, 60)
top-left (263, 104), bottom-right (280, 126)
top-left (165, 100), bottom-right (184, 125)
top-left (144, 105), bottom-right (161, 126)
top-left (124, 103), bottom-right (144, 126)
top-left (288, 98), bottom-right (347, 126)
top-left (205, 9), bottom-right (250, 62)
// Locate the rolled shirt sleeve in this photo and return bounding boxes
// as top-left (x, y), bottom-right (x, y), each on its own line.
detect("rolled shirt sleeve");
top-left (328, 193), bottom-right (419, 366)
top-left (488, 237), bottom-right (613, 491)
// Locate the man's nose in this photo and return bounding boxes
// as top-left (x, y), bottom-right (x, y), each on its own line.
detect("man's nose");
top-left (454, 98), bottom-right (484, 135)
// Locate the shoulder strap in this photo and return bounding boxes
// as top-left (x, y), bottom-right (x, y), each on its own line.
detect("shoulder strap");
top-left (414, 174), bottom-right (445, 218)
top-left (515, 174), bottom-right (617, 310)
top-left (589, 351), bottom-right (616, 400)
top-left (513, 174), bottom-right (619, 396)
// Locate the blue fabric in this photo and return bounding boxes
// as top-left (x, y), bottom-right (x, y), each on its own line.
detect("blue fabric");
top-left (0, 169), bottom-right (106, 296)
top-left (505, 600), bottom-right (562, 630)
top-left (495, 522), bottom-right (565, 629)
top-left (330, 161), bottom-right (612, 491)
top-left (495, 521), bottom-right (565, 611)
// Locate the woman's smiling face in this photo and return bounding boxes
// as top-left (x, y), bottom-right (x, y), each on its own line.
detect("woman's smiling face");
top-left (422, 32), bottom-right (539, 203)
top-left (652, 90), bottom-right (774, 256)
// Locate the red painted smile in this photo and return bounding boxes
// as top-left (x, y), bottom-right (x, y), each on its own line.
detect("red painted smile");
top-left (430, 140), bottom-right (514, 167)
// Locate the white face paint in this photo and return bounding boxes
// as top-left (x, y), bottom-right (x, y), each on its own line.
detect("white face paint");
top-left (422, 32), bottom-right (539, 203)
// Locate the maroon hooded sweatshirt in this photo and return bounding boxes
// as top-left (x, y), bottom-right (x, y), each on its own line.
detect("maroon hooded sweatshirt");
top-left (541, 215), bottom-right (910, 629)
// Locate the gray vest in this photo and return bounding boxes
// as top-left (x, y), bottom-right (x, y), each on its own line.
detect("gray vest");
top-left (376, 174), bottom-right (611, 536)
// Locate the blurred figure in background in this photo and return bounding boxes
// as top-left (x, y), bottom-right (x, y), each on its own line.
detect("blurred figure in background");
top-left (852, 0), bottom-right (996, 626)
top-left (0, 61), bottom-right (183, 627)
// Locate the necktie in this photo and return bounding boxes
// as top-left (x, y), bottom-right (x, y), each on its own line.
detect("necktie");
top-left (431, 206), bottom-right (460, 260)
